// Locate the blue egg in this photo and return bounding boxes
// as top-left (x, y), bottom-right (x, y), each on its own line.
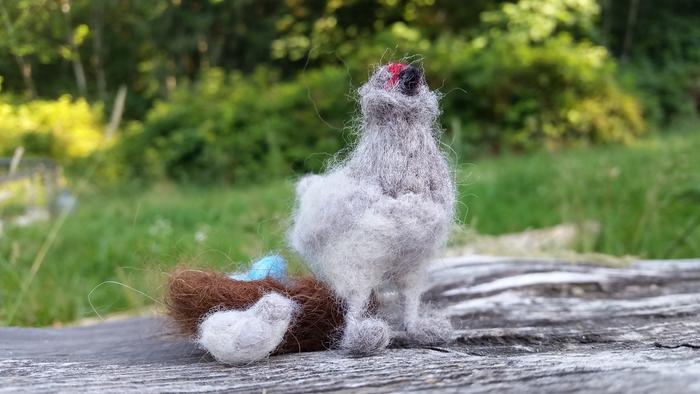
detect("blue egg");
top-left (229, 255), bottom-right (288, 282)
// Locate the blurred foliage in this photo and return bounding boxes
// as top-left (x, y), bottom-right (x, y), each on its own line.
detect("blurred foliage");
top-left (431, 0), bottom-right (645, 153)
top-left (0, 0), bottom-right (697, 184)
top-left (1, 0), bottom-right (699, 326)
top-left (113, 0), bottom-right (644, 181)
top-left (0, 94), bottom-right (105, 161)
top-left (113, 66), bottom-right (353, 183)
top-left (601, 0), bottom-right (700, 123)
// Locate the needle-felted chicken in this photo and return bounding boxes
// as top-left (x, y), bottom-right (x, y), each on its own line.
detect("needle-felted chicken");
top-left (167, 62), bottom-right (456, 364)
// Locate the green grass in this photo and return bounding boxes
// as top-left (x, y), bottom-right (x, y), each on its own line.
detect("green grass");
top-left (459, 127), bottom-right (700, 258)
top-left (1, 128), bottom-right (699, 326)
top-left (0, 182), bottom-right (299, 326)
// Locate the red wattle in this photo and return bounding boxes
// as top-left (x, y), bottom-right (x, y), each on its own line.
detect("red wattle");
top-left (386, 63), bottom-right (406, 87)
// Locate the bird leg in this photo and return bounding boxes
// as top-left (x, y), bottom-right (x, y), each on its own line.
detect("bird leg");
top-left (339, 288), bottom-right (390, 356)
top-left (398, 267), bottom-right (453, 346)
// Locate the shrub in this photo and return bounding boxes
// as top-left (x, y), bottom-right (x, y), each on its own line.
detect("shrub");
top-left (430, 35), bottom-right (645, 152)
top-left (0, 95), bottom-right (105, 162)
top-left (116, 66), bottom-right (353, 184)
top-left (430, 0), bottom-right (645, 153)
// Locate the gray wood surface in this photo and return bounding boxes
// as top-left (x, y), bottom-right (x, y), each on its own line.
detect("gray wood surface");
top-left (2, 256), bottom-right (700, 393)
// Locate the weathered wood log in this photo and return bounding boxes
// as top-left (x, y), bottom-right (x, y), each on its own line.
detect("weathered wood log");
top-left (2, 256), bottom-right (700, 393)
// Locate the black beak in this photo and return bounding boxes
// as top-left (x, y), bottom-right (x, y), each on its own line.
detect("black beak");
top-left (398, 65), bottom-right (422, 96)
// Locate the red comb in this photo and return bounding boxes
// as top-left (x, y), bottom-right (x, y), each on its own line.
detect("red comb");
top-left (386, 63), bottom-right (406, 87)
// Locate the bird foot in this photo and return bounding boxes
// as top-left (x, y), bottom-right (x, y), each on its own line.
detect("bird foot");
top-left (405, 315), bottom-right (454, 346)
top-left (340, 317), bottom-right (391, 356)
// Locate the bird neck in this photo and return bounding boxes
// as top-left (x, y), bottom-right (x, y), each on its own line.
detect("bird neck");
top-left (346, 119), bottom-right (441, 194)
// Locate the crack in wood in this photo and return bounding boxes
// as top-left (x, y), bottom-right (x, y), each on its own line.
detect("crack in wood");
top-left (654, 342), bottom-right (700, 349)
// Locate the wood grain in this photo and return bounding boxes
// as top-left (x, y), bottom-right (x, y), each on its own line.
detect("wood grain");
top-left (2, 256), bottom-right (699, 393)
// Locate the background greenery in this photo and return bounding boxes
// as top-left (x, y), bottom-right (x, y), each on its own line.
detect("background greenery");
top-left (0, 0), bottom-right (698, 326)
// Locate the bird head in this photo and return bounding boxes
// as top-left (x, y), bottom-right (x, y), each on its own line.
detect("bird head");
top-left (359, 62), bottom-right (440, 127)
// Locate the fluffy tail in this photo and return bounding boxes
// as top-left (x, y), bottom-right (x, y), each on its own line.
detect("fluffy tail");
top-left (166, 269), bottom-right (346, 362)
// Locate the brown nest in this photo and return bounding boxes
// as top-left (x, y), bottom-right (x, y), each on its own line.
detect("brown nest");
top-left (165, 268), bottom-right (348, 354)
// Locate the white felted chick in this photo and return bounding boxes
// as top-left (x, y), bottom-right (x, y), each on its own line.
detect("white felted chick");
top-left (198, 292), bottom-right (298, 364)
top-left (289, 63), bottom-right (456, 355)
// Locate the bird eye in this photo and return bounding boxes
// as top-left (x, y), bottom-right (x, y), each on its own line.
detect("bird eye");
top-left (398, 66), bottom-right (422, 96)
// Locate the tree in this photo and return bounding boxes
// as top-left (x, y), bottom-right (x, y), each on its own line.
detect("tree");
top-left (0, 0), bottom-right (37, 98)
top-left (59, 0), bottom-right (88, 97)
